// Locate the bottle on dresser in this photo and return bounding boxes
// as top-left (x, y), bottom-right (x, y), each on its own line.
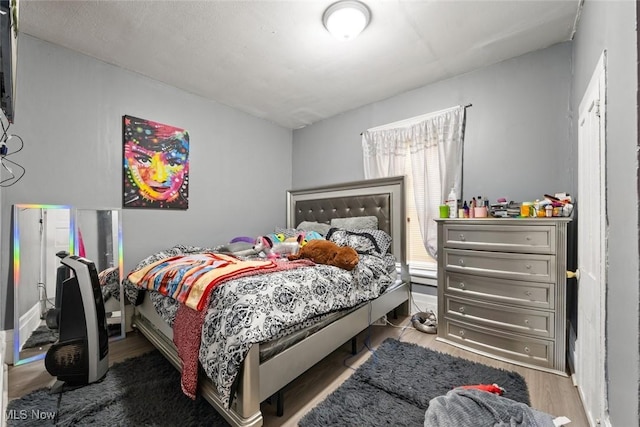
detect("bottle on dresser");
top-left (447, 187), bottom-right (458, 218)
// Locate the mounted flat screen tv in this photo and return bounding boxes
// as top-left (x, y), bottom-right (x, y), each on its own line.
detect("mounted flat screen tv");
top-left (0, 0), bottom-right (17, 123)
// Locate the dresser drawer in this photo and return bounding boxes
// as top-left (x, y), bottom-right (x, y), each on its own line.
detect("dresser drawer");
top-left (443, 224), bottom-right (555, 254)
top-left (444, 272), bottom-right (555, 310)
top-left (444, 296), bottom-right (555, 338)
top-left (441, 319), bottom-right (554, 369)
top-left (444, 249), bottom-right (556, 283)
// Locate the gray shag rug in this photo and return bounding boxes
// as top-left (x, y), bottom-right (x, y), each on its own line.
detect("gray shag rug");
top-left (22, 325), bottom-right (58, 350)
top-left (7, 350), bottom-right (230, 426)
top-left (299, 338), bottom-right (530, 427)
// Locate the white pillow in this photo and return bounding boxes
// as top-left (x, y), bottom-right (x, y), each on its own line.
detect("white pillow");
top-left (296, 221), bottom-right (331, 237)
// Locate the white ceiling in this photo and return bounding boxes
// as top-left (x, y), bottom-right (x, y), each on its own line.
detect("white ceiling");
top-left (19, 0), bottom-right (582, 129)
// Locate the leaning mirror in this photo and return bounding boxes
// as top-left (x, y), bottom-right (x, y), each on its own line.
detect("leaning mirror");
top-left (75, 208), bottom-right (125, 341)
top-left (13, 204), bottom-right (73, 366)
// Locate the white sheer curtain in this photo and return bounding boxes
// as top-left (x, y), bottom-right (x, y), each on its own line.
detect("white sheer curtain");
top-left (362, 105), bottom-right (465, 258)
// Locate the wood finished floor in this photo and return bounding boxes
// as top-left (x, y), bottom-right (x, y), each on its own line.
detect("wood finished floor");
top-left (8, 316), bottom-right (589, 426)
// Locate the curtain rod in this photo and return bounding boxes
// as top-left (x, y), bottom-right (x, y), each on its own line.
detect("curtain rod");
top-left (360, 103), bottom-right (472, 136)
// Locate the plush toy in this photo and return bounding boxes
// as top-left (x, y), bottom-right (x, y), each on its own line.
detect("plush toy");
top-left (296, 230), bottom-right (324, 247)
top-left (287, 239), bottom-right (359, 271)
top-left (458, 384), bottom-right (505, 395)
top-left (266, 233), bottom-right (287, 244)
top-left (253, 235), bottom-right (299, 259)
top-left (230, 236), bottom-right (255, 244)
top-left (218, 241), bottom-right (259, 257)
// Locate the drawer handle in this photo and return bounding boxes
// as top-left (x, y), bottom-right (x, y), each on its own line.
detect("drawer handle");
top-left (459, 233), bottom-right (466, 241)
top-left (459, 306), bottom-right (465, 313)
top-left (525, 291), bottom-right (532, 297)
top-left (525, 235), bottom-right (532, 241)
top-left (459, 330), bottom-right (465, 337)
top-left (459, 282), bottom-right (465, 289)
top-left (525, 264), bottom-right (532, 270)
top-left (524, 346), bottom-right (531, 353)
top-left (459, 259), bottom-right (465, 266)
top-left (524, 319), bottom-right (530, 325)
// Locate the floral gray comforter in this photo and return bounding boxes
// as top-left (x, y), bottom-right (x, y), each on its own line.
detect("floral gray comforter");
top-left (125, 243), bottom-right (396, 408)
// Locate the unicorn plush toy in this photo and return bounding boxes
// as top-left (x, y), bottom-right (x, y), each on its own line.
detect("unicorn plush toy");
top-left (253, 231), bottom-right (324, 259)
top-left (253, 235), bottom-right (300, 259)
top-left (296, 231), bottom-right (324, 247)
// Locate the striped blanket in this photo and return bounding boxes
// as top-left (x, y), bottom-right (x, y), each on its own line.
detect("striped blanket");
top-left (126, 252), bottom-right (277, 311)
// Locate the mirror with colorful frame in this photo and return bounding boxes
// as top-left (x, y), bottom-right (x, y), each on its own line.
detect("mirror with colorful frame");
top-left (12, 205), bottom-right (124, 366)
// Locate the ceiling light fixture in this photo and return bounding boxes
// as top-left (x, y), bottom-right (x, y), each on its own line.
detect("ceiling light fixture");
top-left (323, 0), bottom-right (371, 41)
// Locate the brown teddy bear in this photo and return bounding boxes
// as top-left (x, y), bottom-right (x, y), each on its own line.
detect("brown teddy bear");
top-left (288, 239), bottom-right (359, 271)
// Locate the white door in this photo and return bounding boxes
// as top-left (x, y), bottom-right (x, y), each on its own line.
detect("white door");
top-left (576, 51), bottom-right (608, 427)
top-left (44, 208), bottom-right (71, 311)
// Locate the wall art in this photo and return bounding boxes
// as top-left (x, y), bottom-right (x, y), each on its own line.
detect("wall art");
top-left (122, 115), bottom-right (189, 210)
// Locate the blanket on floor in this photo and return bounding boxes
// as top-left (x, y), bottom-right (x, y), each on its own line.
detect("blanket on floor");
top-left (424, 388), bottom-right (557, 427)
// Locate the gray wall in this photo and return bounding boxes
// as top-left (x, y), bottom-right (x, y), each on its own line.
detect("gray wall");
top-left (1, 35), bottom-right (294, 329)
top-left (572, 1), bottom-right (639, 425)
top-left (293, 42), bottom-right (573, 207)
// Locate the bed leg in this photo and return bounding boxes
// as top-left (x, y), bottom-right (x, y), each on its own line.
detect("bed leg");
top-left (277, 389), bottom-right (284, 417)
top-left (235, 344), bottom-right (261, 420)
top-left (351, 337), bottom-right (357, 355)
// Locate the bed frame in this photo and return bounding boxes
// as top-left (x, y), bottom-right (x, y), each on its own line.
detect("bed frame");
top-left (131, 176), bottom-right (410, 427)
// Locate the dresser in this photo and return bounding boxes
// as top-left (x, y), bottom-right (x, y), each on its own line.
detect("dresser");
top-left (435, 217), bottom-right (572, 375)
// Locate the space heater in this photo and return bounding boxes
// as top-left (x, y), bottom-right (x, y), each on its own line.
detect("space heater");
top-left (44, 251), bottom-right (72, 331)
top-left (45, 254), bottom-right (109, 389)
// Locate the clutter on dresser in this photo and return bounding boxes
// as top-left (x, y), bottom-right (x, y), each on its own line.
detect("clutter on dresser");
top-left (528, 193), bottom-right (573, 218)
top-left (490, 198), bottom-right (521, 218)
top-left (442, 193), bottom-right (491, 219)
top-left (450, 193), bottom-right (574, 219)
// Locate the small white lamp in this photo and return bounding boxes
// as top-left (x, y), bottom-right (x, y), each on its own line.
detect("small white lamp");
top-left (323, 0), bottom-right (371, 40)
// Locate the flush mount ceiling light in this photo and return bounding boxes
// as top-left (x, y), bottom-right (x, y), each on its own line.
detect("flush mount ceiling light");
top-left (323, 0), bottom-right (371, 40)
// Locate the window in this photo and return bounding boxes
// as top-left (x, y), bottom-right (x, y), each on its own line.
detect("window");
top-left (404, 155), bottom-right (437, 282)
top-left (361, 105), bottom-right (465, 285)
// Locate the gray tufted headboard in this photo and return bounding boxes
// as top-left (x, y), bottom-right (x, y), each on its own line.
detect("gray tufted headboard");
top-left (286, 176), bottom-right (408, 281)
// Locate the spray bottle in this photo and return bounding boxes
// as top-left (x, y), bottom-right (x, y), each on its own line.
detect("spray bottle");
top-left (447, 187), bottom-right (458, 218)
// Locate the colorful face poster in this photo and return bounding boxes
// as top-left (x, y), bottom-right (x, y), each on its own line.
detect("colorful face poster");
top-left (122, 115), bottom-right (189, 209)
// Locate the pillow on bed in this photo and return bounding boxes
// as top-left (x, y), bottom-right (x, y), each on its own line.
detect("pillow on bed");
top-left (326, 227), bottom-right (392, 256)
top-left (330, 216), bottom-right (378, 230)
top-left (296, 221), bottom-right (331, 237)
top-left (274, 227), bottom-right (298, 239)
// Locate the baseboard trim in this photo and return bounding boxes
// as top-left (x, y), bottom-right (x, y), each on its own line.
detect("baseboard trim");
top-left (1, 362), bottom-right (6, 427)
top-left (1, 329), bottom-right (6, 427)
top-left (1, 331), bottom-right (12, 366)
top-left (19, 303), bottom-right (42, 352)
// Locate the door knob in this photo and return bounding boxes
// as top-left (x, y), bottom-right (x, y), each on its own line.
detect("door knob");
top-left (567, 270), bottom-right (580, 279)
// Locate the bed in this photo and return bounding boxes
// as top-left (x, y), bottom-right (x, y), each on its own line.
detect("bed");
top-left (127, 176), bottom-right (410, 427)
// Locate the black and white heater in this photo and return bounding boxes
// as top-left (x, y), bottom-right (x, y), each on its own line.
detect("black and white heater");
top-left (45, 254), bottom-right (109, 389)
